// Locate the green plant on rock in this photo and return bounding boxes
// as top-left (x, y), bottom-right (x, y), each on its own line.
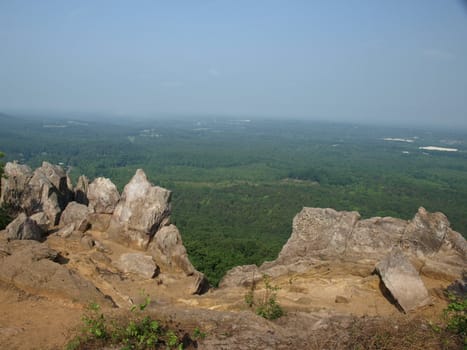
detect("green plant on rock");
top-left (192, 327), bottom-right (207, 340)
top-left (67, 296), bottom-right (199, 350)
top-left (244, 275), bottom-right (284, 320)
top-left (82, 302), bottom-right (109, 340)
top-left (444, 293), bottom-right (466, 345)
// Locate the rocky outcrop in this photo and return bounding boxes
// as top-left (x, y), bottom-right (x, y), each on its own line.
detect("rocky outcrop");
top-left (25, 162), bottom-right (73, 224)
top-left (30, 212), bottom-right (50, 231)
top-left (0, 162), bottom-right (32, 209)
top-left (0, 239), bottom-right (110, 305)
top-left (221, 206), bottom-right (466, 312)
top-left (59, 201), bottom-right (90, 229)
top-left (116, 253), bottom-right (158, 279)
top-left (108, 169), bottom-right (171, 248)
top-left (376, 248), bottom-right (431, 312)
top-left (275, 208), bottom-right (407, 265)
top-left (3, 213), bottom-right (44, 241)
top-left (149, 225), bottom-right (194, 274)
top-left (401, 207), bottom-right (450, 254)
top-left (87, 177), bottom-right (120, 214)
top-left (0, 162), bottom-right (73, 226)
top-left (219, 265), bottom-right (261, 288)
top-left (1, 163), bottom-right (208, 298)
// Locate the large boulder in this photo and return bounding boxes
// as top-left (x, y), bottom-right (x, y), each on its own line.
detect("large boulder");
top-left (87, 177), bottom-right (120, 214)
top-left (219, 265), bottom-right (261, 288)
top-left (4, 213), bottom-right (44, 241)
top-left (116, 253), bottom-right (158, 279)
top-left (20, 162), bottom-right (73, 225)
top-left (402, 207), bottom-right (450, 254)
top-left (108, 169), bottom-right (171, 248)
top-left (59, 201), bottom-right (90, 230)
top-left (346, 216), bottom-right (407, 259)
top-left (375, 248), bottom-right (431, 313)
top-left (259, 208), bottom-right (405, 277)
top-left (148, 224), bottom-right (195, 275)
top-left (29, 212), bottom-right (50, 231)
top-left (0, 240), bottom-right (110, 305)
top-left (220, 207), bottom-right (466, 292)
top-left (148, 224), bottom-right (209, 294)
top-left (0, 162), bottom-right (33, 209)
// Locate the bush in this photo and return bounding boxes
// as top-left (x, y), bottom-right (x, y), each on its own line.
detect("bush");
top-left (67, 296), bottom-right (204, 350)
top-left (245, 275), bottom-right (284, 320)
top-left (444, 293), bottom-right (466, 346)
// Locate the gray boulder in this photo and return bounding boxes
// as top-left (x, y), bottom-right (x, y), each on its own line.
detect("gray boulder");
top-left (280, 208), bottom-right (360, 259)
top-left (375, 248), bottom-right (431, 313)
top-left (87, 177), bottom-right (120, 214)
top-left (402, 207), bottom-right (450, 254)
top-left (116, 253), bottom-right (158, 279)
top-left (109, 169), bottom-right (171, 248)
top-left (0, 240), bottom-right (110, 305)
top-left (21, 162), bottom-right (73, 225)
top-left (346, 216), bottom-right (407, 258)
top-left (30, 212), bottom-right (50, 231)
top-left (4, 213), bottom-right (44, 241)
top-left (219, 265), bottom-right (261, 288)
top-left (148, 224), bottom-right (195, 275)
top-left (148, 224), bottom-right (209, 294)
top-left (0, 162), bottom-right (33, 209)
top-left (220, 207), bottom-right (466, 292)
top-left (59, 201), bottom-right (90, 231)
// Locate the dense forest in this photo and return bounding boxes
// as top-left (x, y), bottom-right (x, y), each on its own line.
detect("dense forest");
top-left (1, 113), bottom-right (467, 285)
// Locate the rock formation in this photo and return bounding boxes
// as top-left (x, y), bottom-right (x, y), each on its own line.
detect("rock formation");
top-left (0, 239), bottom-right (111, 305)
top-left (220, 206), bottom-right (466, 313)
top-left (4, 213), bottom-right (44, 241)
top-left (59, 201), bottom-right (90, 229)
top-left (108, 169), bottom-right (171, 249)
top-left (0, 161), bottom-right (466, 349)
top-left (0, 162), bottom-right (32, 209)
top-left (375, 247), bottom-right (431, 312)
top-left (87, 177), bottom-right (120, 214)
top-left (0, 161), bottom-right (73, 225)
top-left (0, 162), bottom-right (208, 299)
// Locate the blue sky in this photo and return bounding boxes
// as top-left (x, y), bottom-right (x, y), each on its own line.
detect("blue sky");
top-left (1, 0), bottom-right (466, 127)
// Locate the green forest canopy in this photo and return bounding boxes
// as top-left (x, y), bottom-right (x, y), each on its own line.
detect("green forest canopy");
top-left (1, 115), bottom-right (466, 285)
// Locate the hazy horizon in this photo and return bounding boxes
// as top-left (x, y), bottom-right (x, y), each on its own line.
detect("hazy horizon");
top-left (1, 1), bottom-right (467, 129)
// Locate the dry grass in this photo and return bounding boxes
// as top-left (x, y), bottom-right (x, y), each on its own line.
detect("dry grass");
top-left (309, 316), bottom-right (462, 350)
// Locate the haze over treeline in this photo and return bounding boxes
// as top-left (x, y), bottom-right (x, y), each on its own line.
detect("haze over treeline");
top-left (1, 1), bottom-right (467, 129)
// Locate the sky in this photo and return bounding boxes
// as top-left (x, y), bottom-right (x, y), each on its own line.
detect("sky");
top-left (1, 0), bottom-right (467, 127)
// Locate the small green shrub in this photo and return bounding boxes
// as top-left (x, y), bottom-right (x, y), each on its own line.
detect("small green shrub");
top-left (444, 293), bottom-right (466, 345)
top-left (82, 302), bottom-right (109, 339)
top-left (244, 275), bottom-right (284, 320)
top-left (244, 289), bottom-right (254, 308)
top-left (192, 327), bottom-right (207, 340)
top-left (67, 296), bottom-right (203, 349)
